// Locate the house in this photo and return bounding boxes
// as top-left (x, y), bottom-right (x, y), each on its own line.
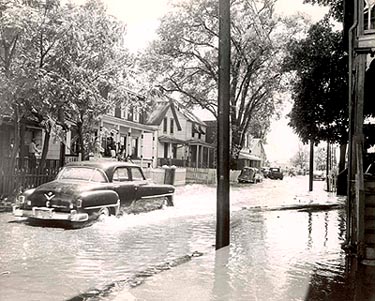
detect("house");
top-left (238, 137), bottom-right (267, 169)
top-left (204, 120), bottom-right (267, 169)
top-left (96, 90), bottom-right (157, 168)
top-left (0, 91), bottom-right (215, 172)
top-left (146, 98), bottom-right (214, 168)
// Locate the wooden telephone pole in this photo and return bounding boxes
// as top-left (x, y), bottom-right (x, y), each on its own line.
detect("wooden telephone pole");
top-left (216, 0), bottom-right (230, 250)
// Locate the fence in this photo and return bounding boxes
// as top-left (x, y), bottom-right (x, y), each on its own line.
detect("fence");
top-left (185, 168), bottom-right (241, 185)
top-left (0, 158), bottom-right (61, 196)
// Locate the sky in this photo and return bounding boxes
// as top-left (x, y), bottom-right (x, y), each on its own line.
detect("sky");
top-left (81, 0), bottom-right (328, 164)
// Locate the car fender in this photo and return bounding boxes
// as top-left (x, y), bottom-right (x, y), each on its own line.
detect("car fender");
top-left (78, 190), bottom-right (120, 211)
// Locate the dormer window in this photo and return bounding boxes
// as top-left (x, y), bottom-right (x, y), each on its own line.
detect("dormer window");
top-left (170, 119), bottom-right (174, 134)
top-left (163, 118), bottom-right (168, 133)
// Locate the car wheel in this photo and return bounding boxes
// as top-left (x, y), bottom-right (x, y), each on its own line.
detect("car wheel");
top-left (98, 207), bottom-right (110, 221)
top-left (166, 195), bottom-right (174, 207)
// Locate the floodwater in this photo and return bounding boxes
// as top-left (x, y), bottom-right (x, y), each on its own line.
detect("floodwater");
top-left (0, 176), bottom-right (374, 301)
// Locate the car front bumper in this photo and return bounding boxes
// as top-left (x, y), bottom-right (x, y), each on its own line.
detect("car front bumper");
top-left (13, 206), bottom-right (89, 222)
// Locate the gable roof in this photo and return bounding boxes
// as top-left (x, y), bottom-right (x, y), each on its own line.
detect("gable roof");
top-left (146, 97), bottom-right (207, 130)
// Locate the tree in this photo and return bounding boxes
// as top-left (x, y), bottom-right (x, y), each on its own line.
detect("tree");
top-left (315, 146), bottom-right (327, 170)
top-left (51, 0), bottom-right (132, 160)
top-left (290, 143), bottom-right (309, 171)
top-left (1, 0), bottom-right (135, 169)
top-left (283, 18), bottom-right (348, 171)
top-left (139, 0), bottom-right (305, 168)
top-left (0, 0), bottom-right (38, 172)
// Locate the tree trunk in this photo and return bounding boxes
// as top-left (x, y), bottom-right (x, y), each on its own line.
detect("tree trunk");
top-left (37, 130), bottom-right (51, 173)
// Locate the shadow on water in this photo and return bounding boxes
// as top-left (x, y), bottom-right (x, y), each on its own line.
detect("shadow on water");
top-left (304, 208), bottom-right (375, 301)
top-left (304, 257), bottom-right (375, 301)
top-left (8, 217), bottom-right (95, 230)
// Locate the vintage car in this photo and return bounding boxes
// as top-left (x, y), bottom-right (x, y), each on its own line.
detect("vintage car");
top-left (238, 167), bottom-right (260, 184)
top-left (268, 167), bottom-right (284, 180)
top-left (13, 161), bottom-right (175, 225)
top-left (313, 170), bottom-right (326, 181)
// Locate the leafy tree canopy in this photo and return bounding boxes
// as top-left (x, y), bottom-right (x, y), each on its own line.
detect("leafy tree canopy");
top-left (0, 0), bottom-right (135, 160)
top-left (283, 18), bottom-right (348, 145)
top-left (139, 0), bottom-right (307, 165)
top-left (304, 0), bottom-right (344, 21)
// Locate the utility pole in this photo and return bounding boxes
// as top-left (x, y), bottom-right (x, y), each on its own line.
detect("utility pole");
top-left (309, 139), bottom-right (314, 192)
top-left (216, 0), bottom-right (230, 250)
top-left (326, 141), bottom-right (331, 192)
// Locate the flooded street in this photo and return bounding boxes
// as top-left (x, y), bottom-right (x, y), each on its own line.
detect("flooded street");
top-left (1, 176), bottom-right (374, 300)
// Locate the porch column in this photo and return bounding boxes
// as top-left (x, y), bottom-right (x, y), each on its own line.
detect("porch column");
top-left (116, 125), bottom-right (120, 153)
top-left (200, 145), bottom-right (204, 168)
top-left (127, 129), bottom-right (132, 157)
top-left (140, 131), bottom-right (144, 167)
top-left (196, 145), bottom-right (199, 168)
top-left (152, 130), bottom-right (157, 168)
top-left (207, 147), bottom-right (210, 168)
top-left (65, 130), bottom-right (71, 155)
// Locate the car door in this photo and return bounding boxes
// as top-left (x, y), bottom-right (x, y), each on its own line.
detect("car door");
top-left (112, 167), bottom-right (136, 206)
top-left (129, 166), bottom-right (155, 201)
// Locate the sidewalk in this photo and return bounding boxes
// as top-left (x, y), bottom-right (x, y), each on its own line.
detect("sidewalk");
top-left (112, 188), bottom-right (373, 301)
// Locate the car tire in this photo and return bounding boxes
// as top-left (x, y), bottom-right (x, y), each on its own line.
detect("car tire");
top-left (98, 207), bottom-right (110, 221)
top-left (166, 195), bottom-right (174, 207)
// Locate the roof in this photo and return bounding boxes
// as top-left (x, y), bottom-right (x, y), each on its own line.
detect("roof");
top-left (238, 151), bottom-right (262, 161)
top-left (146, 97), bottom-right (206, 128)
top-left (158, 135), bottom-right (186, 144)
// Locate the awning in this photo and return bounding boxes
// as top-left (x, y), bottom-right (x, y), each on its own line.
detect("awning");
top-left (158, 135), bottom-right (186, 144)
top-left (186, 139), bottom-right (215, 148)
top-left (238, 151), bottom-right (262, 161)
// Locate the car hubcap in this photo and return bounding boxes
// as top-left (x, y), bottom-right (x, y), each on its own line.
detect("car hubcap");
top-left (98, 207), bottom-right (110, 220)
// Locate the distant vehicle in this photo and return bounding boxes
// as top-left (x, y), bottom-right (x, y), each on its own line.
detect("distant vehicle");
top-left (254, 168), bottom-right (264, 183)
top-left (13, 161), bottom-right (175, 226)
top-left (313, 170), bottom-right (326, 181)
top-left (238, 167), bottom-right (258, 184)
top-left (261, 167), bottom-right (270, 178)
top-left (268, 167), bottom-right (283, 180)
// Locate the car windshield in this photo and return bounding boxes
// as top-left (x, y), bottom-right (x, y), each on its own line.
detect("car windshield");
top-left (57, 167), bottom-right (107, 183)
top-left (241, 169), bottom-right (254, 176)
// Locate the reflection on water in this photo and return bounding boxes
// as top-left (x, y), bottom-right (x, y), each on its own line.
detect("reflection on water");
top-left (1, 178), bottom-right (374, 301)
top-left (119, 209), bottom-right (375, 301)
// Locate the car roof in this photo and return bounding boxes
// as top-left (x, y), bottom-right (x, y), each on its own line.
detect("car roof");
top-left (65, 160), bottom-right (141, 179)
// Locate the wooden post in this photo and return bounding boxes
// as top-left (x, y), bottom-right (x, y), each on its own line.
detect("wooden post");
top-left (216, 0), bottom-right (230, 250)
top-left (326, 141), bottom-right (330, 192)
top-left (309, 139), bottom-right (314, 192)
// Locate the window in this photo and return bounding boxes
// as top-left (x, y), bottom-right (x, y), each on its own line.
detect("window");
top-left (170, 118), bottom-right (174, 134)
top-left (114, 106), bottom-right (121, 118)
top-left (57, 167), bottom-right (107, 183)
top-left (191, 123), bottom-right (195, 137)
top-left (113, 168), bottom-right (129, 182)
top-left (131, 167), bottom-right (145, 181)
top-left (127, 106), bottom-right (133, 121)
top-left (163, 118), bottom-right (168, 133)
